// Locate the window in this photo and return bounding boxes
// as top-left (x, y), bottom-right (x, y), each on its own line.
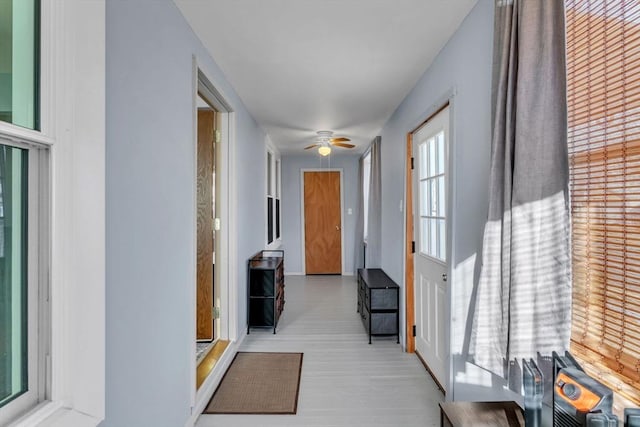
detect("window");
top-left (566, 0), bottom-right (640, 405)
top-left (362, 151), bottom-right (371, 243)
top-left (417, 130), bottom-right (446, 261)
top-left (0, 140), bottom-right (47, 426)
top-left (0, 145), bottom-right (28, 406)
top-left (266, 148), bottom-right (281, 246)
top-left (275, 159), bottom-right (281, 240)
top-left (0, 0), bottom-right (39, 130)
top-left (0, 2), bottom-right (48, 425)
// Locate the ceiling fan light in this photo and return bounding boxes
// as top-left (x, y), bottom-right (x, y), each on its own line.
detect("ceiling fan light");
top-left (318, 146), bottom-right (331, 156)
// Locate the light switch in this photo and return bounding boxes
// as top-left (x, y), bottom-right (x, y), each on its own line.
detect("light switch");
top-left (347, 208), bottom-right (353, 215)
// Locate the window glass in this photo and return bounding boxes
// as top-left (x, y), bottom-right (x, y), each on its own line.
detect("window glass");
top-left (266, 152), bottom-right (272, 196)
top-left (420, 180), bottom-right (428, 217)
top-left (438, 219), bottom-right (445, 259)
top-left (275, 160), bottom-right (280, 198)
top-left (417, 134), bottom-right (446, 261)
top-left (0, 144), bottom-right (28, 408)
top-left (428, 137), bottom-right (436, 177)
top-left (419, 142), bottom-right (427, 180)
top-left (436, 132), bottom-right (445, 175)
top-left (362, 152), bottom-right (371, 242)
top-left (267, 197), bottom-right (273, 244)
top-left (0, 0), bottom-right (39, 130)
top-left (266, 150), bottom-right (281, 245)
top-left (420, 217), bottom-right (429, 254)
top-left (429, 218), bottom-right (437, 256)
top-left (437, 176), bottom-right (445, 217)
top-left (275, 199), bottom-right (280, 240)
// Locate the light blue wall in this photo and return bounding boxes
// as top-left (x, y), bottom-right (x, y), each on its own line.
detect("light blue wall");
top-left (105, 1), bottom-right (265, 426)
top-left (379, 0), bottom-right (516, 402)
top-left (281, 153), bottom-right (360, 275)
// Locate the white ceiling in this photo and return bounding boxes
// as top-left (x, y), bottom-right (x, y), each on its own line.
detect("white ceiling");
top-left (175, 0), bottom-right (478, 155)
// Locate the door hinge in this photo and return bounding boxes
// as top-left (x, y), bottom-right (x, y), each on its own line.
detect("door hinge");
top-left (411, 157), bottom-right (414, 170)
top-left (412, 325), bottom-right (416, 337)
top-left (214, 129), bottom-right (221, 144)
top-left (213, 306), bottom-right (220, 319)
top-left (411, 241), bottom-right (415, 253)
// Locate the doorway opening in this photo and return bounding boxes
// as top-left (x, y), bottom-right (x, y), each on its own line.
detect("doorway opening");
top-left (405, 103), bottom-right (451, 394)
top-left (193, 69), bottom-right (235, 394)
top-left (196, 92), bottom-right (218, 354)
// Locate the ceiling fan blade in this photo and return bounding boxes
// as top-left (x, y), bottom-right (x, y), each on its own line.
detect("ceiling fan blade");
top-left (304, 143), bottom-right (320, 150)
top-left (330, 137), bottom-right (351, 142)
top-left (331, 142), bottom-right (356, 149)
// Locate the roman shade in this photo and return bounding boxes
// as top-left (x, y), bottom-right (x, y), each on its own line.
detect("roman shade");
top-left (566, 0), bottom-right (640, 405)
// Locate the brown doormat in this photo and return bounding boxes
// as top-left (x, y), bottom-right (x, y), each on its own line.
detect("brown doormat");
top-left (203, 352), bottom-right (303, 415)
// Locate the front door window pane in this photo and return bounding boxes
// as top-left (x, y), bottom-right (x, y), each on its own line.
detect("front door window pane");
top-left (428, 138), bottom-right (436, 177)
top-left (0, 0), bottom-right (39, 130)
top-left (436, 132), bottom-right (445, 175)
top-left (0, 144), bottom-right (28, 408)
top-left (417, 130), bottom-right (446, 261)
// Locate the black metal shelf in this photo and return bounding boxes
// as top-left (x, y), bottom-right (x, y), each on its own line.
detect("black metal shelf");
top-left (247, 250), bottom-right (284, 334)
top-left (357, 268), bottom-right (400, 344)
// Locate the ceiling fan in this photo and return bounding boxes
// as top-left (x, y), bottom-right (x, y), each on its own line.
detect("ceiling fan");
top-left (304, 130), bottom-right (355, 156)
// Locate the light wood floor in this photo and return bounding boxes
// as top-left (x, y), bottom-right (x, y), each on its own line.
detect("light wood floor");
top-left (195, 275), bottom-right (443, 427)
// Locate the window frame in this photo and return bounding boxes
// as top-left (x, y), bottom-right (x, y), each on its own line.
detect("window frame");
top-left (0, 0), bottom-right (40, 131)
top-left (265, 142), bottom-right (281, 249)
top-left (0, 1), bottom-right (50, 424)
top-left (0, 125), bottom-right (50, 427)
top-left (0, 0), bottom-right (107, 425)
top-left (362, 149), bottom-right (371, 244)
top-left (416, 129), bottom-right (447, 263)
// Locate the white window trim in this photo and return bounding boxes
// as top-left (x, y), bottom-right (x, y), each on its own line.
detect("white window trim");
top-left (265, 138), bottom-right (281, 250)
top-left (8, 1), bottom-right (107, 426)
top-left (0, 137), bottom-right (48, 427)
top-left (361, 149), bottom-right (371, 244)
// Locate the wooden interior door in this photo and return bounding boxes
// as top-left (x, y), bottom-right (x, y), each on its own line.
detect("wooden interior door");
top-left (304, 171), bottom-right (342, 274)
top-left (197, 109), bottom-right (215, 340)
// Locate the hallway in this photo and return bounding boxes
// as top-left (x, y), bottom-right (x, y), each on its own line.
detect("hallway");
top-left (196, 275), bottom-right (443, 427)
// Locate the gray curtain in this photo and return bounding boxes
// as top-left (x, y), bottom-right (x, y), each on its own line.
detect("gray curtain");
top-left (468, 0), bottom-right (572, 378)
top-left (354, 155), bottom-right (365, 272)
top-left (366, 136), bottom-right (382, 268)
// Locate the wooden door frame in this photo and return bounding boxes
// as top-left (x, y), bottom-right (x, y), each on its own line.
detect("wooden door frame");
top-left (405, 100), bottom-right (452, 355)
top-left (405, 133), bottom-right (416, 353)
top-left (300, 168), bottom-right (346, 275)
top-left (190, 63), bottom-right (239, 411)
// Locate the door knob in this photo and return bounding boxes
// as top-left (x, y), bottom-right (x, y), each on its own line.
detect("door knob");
top-left (336, 225), bottom-right (340, 231)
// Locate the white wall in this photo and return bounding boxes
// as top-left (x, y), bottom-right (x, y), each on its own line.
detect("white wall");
top-left (105, 1), bottom-right (265, 426)
top-left (379, 0), bottom-right (517, 402)
top-left (281, 153), bottom-right (360, 275)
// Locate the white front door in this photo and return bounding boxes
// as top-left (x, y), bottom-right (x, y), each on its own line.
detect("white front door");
top-left (412, 106), bottom-right (449, 390)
